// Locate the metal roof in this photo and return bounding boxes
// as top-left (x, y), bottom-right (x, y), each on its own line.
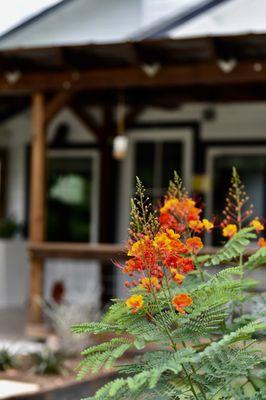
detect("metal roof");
top-left (168, 0), bottom-right (266, 38)
top-left (0, 0), bottom-right (207, 50)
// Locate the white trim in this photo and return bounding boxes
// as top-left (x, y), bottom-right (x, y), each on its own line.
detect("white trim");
top-left (206, 146), bottom-right (266, 222)
top-left (118, 127), bottom-right (193, 242)
top-left (47, 149), bottom-right (100, 243)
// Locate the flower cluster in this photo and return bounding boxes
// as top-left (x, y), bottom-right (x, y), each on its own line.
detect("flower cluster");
top-left (159, 197), bottom-right (213, 234)
top-left (123, 175), bottom-right (214, 315)
top-left (221, 167), bottom-right (253, 232)
top-left (124, 172), bottom-right (265, 316)
top-left (124, 229), bottom-right (200, 288)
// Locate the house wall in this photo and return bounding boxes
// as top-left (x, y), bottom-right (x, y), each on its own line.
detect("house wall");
top-left (116, 103), bottom-right (266, 297)
top-left (0, 107), bottom-right (101, 309)
top-left (1, 102), bottom-right (266, 304)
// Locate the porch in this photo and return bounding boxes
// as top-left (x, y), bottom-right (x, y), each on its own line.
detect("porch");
top-left (1, 33), bottom-right (266, 325)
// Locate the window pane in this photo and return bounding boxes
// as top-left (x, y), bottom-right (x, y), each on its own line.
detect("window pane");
top-left (135, 142), bottom-right (155, 188)
top-left (47, 157), bottom-right (93, 242)
top-left (162, 142), bottom-right (182, 188)
top-left (212, 154), bottom-right (266, 244)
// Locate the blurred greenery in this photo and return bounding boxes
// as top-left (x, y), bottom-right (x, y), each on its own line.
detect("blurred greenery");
top-left (0, 217), bottom-right (20, 239)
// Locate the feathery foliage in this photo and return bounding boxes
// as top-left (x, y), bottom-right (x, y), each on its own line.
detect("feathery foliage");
top-left (74, 169), bottom-right (265, 399)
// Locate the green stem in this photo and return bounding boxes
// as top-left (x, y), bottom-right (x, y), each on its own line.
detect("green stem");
top-left (182, 363), bottom-right (201, 400)
top-left (248, 376), bottom-right (259, 391)
top-left (150, 285), bottom-right (203, 399)
top-left (193, 255), bottom-right (205, 283)
top-left (150, 285), bottom-right (177, 350)
top-left (182, 341), bottom-right (208, 400)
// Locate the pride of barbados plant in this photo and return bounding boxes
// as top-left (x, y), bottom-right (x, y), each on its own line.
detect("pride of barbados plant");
top-left (73, 171), bottom-right (266, 400)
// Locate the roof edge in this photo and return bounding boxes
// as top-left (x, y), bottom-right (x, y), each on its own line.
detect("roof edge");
top-left (0, 0), bottom-right (75, 42)
top-left (131, 0), bottom-right (232, 40)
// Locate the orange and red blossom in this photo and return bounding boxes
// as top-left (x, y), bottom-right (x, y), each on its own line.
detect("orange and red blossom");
top-left (258, 237), bottom-right (266, 248)
top-left (189, 220), bottom-right (204, 233)
top-left (203, 219), bottom-right (214, 232)
top-left (160, 197), bottom-right (202, 233)
top-left (222, 224), bottom-right (237, 238)
top-left (250, 219), bottom-right (264, 232)
top-left (140, 277), bottom-right (160, 292)
top-left (153, 229), bottom-right (188, 255)
top-left (171, 269), bottom-right (185, 285)
top-left (186, 237), bottom-right (203, 254)
top-left (126, 294), bottom-right (144, 314)
top-left (127, 236), bottom-right (150, 257)
top-left (172, 293), bottom-right (193, 314)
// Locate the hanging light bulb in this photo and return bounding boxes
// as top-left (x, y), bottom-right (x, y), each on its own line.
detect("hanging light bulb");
top-left (113, 93), bottom-right (128, 160)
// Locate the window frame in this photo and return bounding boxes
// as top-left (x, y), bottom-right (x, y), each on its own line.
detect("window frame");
top-left (206, 145), bottom-right (266, 222)
top-left (47, 148), bottom-right (100, 243)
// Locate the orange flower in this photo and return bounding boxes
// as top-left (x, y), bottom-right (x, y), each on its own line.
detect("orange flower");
top-left (160, 198), bottom-right (180, 214)
top-left (160, 197), bottom-right (201, 233)
top-left (140, 277), bottom-right (160, 292)
top-left (222, 224), bottom-right (237, 238)
top-left (123, 257), bottom-right (146, 275)
top-left (128, 237), bottom-right (149, 257)
top-left (126, 294), bottom-right (144, 314)
top-left (172, 293), bottom-right (193, 314)
top-left (154, 229), bottom-right (181, 250)
top-left (170, 269), bottom-right (185, 285)
top-left (189, 220), bottom-right (204, 233)
top-left (186, 237), bottom-right (203, 254)
top-left (258, 237), bottom-right (266, 248)
top-left (203, 219), bottom-right (214, 232)
top-left (251, 219), bottom-right (264, 232)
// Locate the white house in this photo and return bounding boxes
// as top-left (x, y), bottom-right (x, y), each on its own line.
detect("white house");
top-left (0, 0), bottom-right (266, 323)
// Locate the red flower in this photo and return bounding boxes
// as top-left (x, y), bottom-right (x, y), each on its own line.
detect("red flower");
top-left (186, 237), bottom-right (203, 254)
top-left (172, 293), bottom-right (193, 314)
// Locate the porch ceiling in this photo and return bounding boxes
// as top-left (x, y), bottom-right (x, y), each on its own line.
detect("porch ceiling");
top-left (1, 34), bottom-right (266, 73)
top-left (1, 33), bottom-right (266, 102)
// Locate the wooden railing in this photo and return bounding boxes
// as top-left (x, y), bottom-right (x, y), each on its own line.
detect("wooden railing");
top-left (28, 242), bottom-right (126, 262)
top-left (27, 242), bottom-right (264, 326)
top-left (29, 242), bottom-right (257, 263)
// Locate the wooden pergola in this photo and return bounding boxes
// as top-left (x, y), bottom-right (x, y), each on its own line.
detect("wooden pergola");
top-left (1, 33), bottom-right (266, 324)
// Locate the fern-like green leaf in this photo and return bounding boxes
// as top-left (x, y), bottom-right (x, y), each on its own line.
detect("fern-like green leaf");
top-left (76, 339), bottom-right (131, 380)
top-left (243, 247), bottom-right (266, 269)
top-left (205, 227), bottom-right (256, 266)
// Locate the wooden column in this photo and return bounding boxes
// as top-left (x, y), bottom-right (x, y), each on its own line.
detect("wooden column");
top-left (28, 92), bottom-right (46, 323)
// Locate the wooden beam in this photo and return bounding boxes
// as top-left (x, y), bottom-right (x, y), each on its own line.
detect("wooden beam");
top-left (29, 91), bottom-right (46, 323)
top-left (70, 102), bottom-right (106, 140)
top-left (124, 106), bottom-right (144, 130)
top-left (45, 91), bottom-right (72, 125)
top-left (2, 61), bottom-right (266, 93)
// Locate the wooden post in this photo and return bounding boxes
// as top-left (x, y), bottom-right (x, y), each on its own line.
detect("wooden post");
top-left (28, 92), bottom-right (46, 323)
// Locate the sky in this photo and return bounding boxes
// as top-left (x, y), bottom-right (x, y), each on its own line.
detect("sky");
top-left (0, 0), bottom-right (60, 35)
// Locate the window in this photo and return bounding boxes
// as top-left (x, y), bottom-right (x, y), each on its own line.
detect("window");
top-left (134, 140), bottom-right (183, 204)
top-left (206, 147), bottom-right (266, 244)
top-left (118, 127), bottom-right (193, 241)
top-left (47, 150), bottom-right (99, 243)
top-left (117, 127), bottom-right (193, 298)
